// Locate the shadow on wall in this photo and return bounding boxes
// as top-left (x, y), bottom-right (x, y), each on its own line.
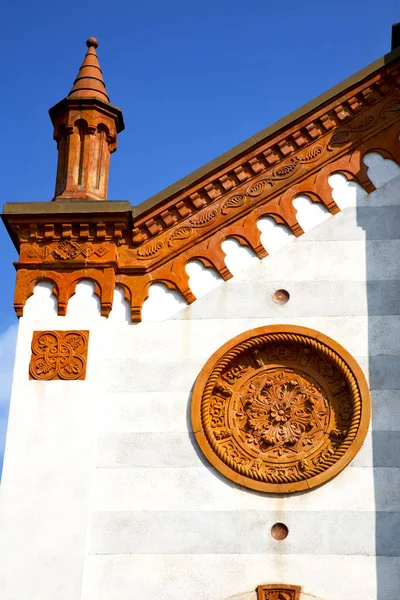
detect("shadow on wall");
top-left (355, 152), bottom-right (400, 600)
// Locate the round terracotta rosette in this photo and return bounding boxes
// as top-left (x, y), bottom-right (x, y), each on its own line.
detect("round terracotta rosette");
top-left (191, 325), bottom-right (370, 493)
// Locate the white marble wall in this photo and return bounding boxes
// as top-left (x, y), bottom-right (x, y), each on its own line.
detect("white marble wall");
top-left (0, 281), bottom-right (105, 600)
top-left (1, 153), bottom-right (400, 600)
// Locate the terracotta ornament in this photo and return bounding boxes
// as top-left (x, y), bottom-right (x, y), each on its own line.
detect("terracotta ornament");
top-left (49, 38), bottom-right (124, 201)
top-left (270, 522), bottom-right (289, 540)
top-left (2, 43), bottom-right (400, 321)
top-left (191, 325), bottom-right (370, 493)
top-left (29, 330), bottom-right (89, 380)
top-left (256, 584), bottom-right (301, 600)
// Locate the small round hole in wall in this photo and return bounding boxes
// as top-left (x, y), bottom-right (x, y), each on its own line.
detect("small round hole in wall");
top-left (271, 522), bottom-right (288, 540)
top-left (273, 289), bottom-right (290, 305)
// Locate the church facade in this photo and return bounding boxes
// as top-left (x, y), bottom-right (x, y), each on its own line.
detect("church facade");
top-left (1, 30), bottom-right (400, 600)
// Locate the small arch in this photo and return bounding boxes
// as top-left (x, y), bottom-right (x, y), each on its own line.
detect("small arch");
top-left (328, 172), bottom-right (367, 209)
top-left (141, 282), bottom-right (187, 322)
top-left (186, 259), bottom-right (223, 299)
top-left (108, 286), bottom-right (131, 322)
top-left (73, 118), bottom-right (88, 133)
top-left (73, 119), bottom-right (89, 186)
top-left (66, 276), bottom-right (102, 304)
top-left (257, 216), bottom-right (294, 254)
top-left (221, 237), bottom-right (259, 276)
top-left (292, 194), bottom-right (331, 232)
top-left (24, 281), bottom-right (58, 319)
top-left (67, 279), bottom-right (101, 317)
top-left (97, 123), bottom-right (110, 137)
top-left (362, 151), bottom-right (400, 188)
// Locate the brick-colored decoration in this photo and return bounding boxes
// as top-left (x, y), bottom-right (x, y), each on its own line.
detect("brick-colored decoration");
top-left (49, 38), bottom-right (124, 202)
top-left (191, 325), bottom-right (370, 494)
top-left (257, 584), bottom-right (301, 600)
top-left (29, 330), bottom-right (89, 381)
top-left (2, 43), bottom-right (400, 321)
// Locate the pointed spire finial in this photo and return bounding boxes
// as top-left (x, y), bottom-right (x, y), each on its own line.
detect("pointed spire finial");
top-left (86, 36), bottom-right (98, 48)
top-left (49, 37), bottom-right (124, 201)
top-left (67, 37), bottom-right (110, 103)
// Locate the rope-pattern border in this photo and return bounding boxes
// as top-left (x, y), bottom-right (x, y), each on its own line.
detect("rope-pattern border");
top-left (201, 333), bottom-right (362, 485)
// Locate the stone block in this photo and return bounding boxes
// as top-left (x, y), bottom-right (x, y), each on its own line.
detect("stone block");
top-left (89, 509), bottom-right (376, 555)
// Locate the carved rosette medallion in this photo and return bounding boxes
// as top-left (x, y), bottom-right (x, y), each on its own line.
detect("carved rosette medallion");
top-left (29, 330), bottom-right (89, 381)
top-left (256, 584), bottom-right (301, 600)
top-left (191, 325), bottom-right (370, 493)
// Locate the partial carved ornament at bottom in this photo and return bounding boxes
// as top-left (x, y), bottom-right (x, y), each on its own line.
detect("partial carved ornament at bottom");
top-left (257, 584), bottom-right (301, 600)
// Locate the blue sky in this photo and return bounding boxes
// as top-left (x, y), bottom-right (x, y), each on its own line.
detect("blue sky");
top-left (0, 0), bottom-right (398, 472)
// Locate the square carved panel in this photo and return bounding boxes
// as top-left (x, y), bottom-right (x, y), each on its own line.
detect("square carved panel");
top-left (29, 330), bottom-right (89, 381)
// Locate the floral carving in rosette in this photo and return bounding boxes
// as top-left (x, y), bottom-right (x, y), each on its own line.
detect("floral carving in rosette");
top-left (242, 370), bottom-right (328, 458)
top-left (191, 325), bottom-right (370, 493)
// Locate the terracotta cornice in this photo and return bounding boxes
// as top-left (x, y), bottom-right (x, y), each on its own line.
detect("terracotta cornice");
top-left (132, 60), bottom-right (400, 240)
top-left (134, 47), bottom-right (400, 215)
top-left (3, 203), bottom-right (132, 317)
top-left (3, 56), bottom-right (400, 321)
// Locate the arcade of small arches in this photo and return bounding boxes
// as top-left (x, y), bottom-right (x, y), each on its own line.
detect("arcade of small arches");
top-left (21, 152), bottom-right (400, 323)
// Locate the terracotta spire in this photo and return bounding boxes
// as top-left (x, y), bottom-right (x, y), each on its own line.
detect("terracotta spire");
top-left (68, 37), bottom-right (110, 102)
top-left (49, 37), bottom-right (124, 201)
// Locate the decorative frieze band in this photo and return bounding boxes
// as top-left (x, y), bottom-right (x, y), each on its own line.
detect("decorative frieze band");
top-left (132, 64), bottom-right (400, 244)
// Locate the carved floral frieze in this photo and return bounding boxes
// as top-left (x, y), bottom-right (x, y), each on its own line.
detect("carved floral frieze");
top-left (51, 240), bottom-right (109, 260)
top-left (20, 240), bottom-right (114, 263)
top-left (29, 330), bottom-right (89, 381)
top-left (191, 325), bottom-right (371, 493)
top-left (4, 58), bottom-right (400, 321)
